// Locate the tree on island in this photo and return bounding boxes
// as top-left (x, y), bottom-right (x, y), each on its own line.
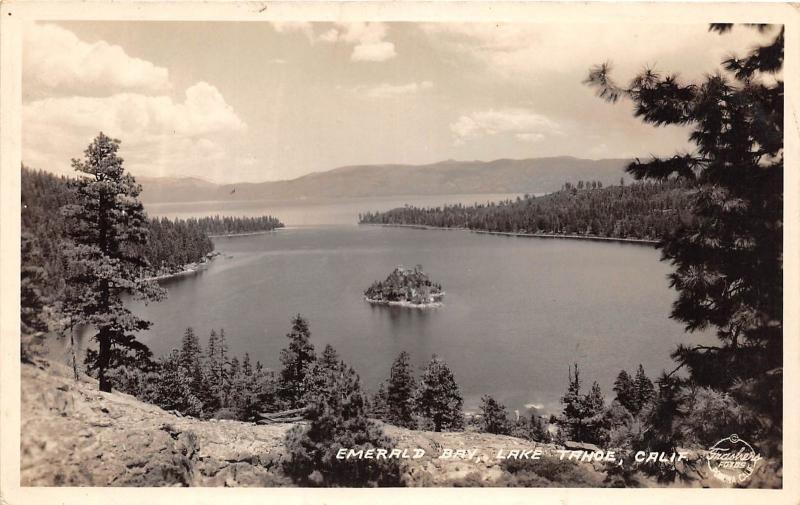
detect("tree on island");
top-left (479, 395), bottom-right (511, 435)
top-left (386, 351), bottom-right (418, 429)
top-left (415, 355), bottom-right (464, 432)
top-left (60, 132), bottom-right (164, 392)
top-left (586, 24), bottom-right (784, 450)
top-left (278, 314), bottom-right (317, 409)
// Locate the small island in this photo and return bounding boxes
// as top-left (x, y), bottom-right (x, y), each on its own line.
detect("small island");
top-left (364, 265), bottom-right (445, 308)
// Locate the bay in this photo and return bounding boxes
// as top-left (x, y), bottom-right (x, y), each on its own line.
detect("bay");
top-left (128, 194), bottom-right (708, 415)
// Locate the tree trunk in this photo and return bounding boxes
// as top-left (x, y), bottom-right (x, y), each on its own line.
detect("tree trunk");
top-left (97, 332), bottom-right (112, 392)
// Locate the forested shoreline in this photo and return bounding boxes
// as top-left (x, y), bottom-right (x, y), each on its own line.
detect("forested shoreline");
top-left (21, 165), bottom-right (284, 320)
top-left (359, 180), bottom-right (692, 242)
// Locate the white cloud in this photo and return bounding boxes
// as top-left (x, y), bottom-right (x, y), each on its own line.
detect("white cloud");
top-left (270, 22), bottom-right (315, 42)
top-left (22, 24), bottom-right (250, 181)
top-left (24, 22), bottom-right (170, 97)
top-left (515, 132), bottom-right (546, 143)
top-left (361, 80), bottom-right (433, 99)
top-left (351, 42), bottom-right (397, 62)
top-left (319, 22), bottom-right (397, 62)
top-left (318, 28), bottom-right (340, 43)
top-left (420, 23), bottom-right (776, 82)
top-left (23, 82), bottom-right (246, 177)
top-left (450, 108), bottom-right (561, 144)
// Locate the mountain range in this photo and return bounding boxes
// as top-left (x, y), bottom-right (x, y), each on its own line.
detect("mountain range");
top-left (136, 156), bottom-right (633, 204)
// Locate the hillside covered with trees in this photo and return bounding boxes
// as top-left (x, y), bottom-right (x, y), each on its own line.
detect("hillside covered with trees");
top-left (22, 166), bottom-right (283, 303)
top-left (359, 180), bottom-right (691, 242)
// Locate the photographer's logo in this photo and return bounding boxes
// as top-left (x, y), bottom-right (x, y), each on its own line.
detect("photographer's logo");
top-left (705, 434), bottom-right (762, 484)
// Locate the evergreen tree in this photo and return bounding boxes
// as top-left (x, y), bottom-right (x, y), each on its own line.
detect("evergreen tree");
top-left (60, 133), bottom-right (165, 391)
top-left (319, 344), bottom-right (340, 370)
top-left (558, 364), bottom-right (607, 444)
top-left (241, 360), bottom-right (278, 420)
top-left (20, 232), bottom-right (50, 361)
top-left (584, 381), bottom-right (608, 445)
top-left (559, 363), bottom-right (586, 441)
top-left (151, 349), bottom-right (203, 416)
top-left (203, 329), bottom-right (222, 412)
top-left (370, 382), bottom-right (390, 421)
top-left (283, 357), bottom-right (402, 486)
top-left (633, 364), bottom-right (655, 413)
top-left (635, 373), bottom-right (688, 482)
top-left (278, 314), bottom-right (316, 408)
top-left (386, 351), bottom-right (417, 429)
top-left (479, 395), bottom-right (511, 435)
top-left (586, 24), bottom-right (784, 440)
top-left (178, 327), bottom-right (205, 402)
top-left (242, 352), bottom-right (253, 378)
top-left (613, 369), bottom-right (638, 414)
top-left (228, 355), bottom-right (242, 410)
top-left (415, 355), bottom-right (464, 432)
top-left (217, 328), bottom-right (230, 406)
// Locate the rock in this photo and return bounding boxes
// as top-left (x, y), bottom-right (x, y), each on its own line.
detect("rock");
top-left (20, 361), bottom-right (291, 487)
top-left (21, 360), bottom-right (647, 488)
top-left (563, 440), bottom-right (602, 452)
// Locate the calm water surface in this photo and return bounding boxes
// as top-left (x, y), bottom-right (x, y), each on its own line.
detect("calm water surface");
top-left (129, 196), bottom-right (708, 414)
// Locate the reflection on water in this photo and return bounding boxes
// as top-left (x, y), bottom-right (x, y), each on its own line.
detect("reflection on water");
top-left (369, 303), bottom-right (436, 324)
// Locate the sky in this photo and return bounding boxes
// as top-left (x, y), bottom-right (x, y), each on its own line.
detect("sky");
top-left (21, 21), bottom-right (774, 184)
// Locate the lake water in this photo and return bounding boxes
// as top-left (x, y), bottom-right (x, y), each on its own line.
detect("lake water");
top-left (127, 195), bottom-right (708, 415)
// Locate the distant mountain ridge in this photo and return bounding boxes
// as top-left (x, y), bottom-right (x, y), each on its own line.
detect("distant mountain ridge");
top-left (136, 156), bottom-right (633, 204)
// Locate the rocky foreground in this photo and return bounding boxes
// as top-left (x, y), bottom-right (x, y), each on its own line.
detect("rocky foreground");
top-left (22, 359), bottom-right (770, 488)
top-left (21, 360), bottom-right (604, 487)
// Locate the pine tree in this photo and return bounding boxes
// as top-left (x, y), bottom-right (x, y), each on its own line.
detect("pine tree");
top-left (386, 351), bottom-right (417, 429)
top-left (217, 328), bottom-right (230, 407)
top-left (284, 357), bottom-right (402, 486)
top-left (584, 381), bottom-right (608, 445)
top-left (633, 364), bottom-right (655, 413)
top-left (613, 369), bottom-right (638, 414)
top-left (370, 382), bottom-right (390, 421)
top-left (203, 330), bottom-right (221, 412)
top-left (60, 133), bottom-right (165, 392)
top-left (479, 395), bottom-right (510, 435)
top-left (152, 349), bottom-right (202, 416)
top-left (415, 355), bottom-right (464, 432)
top-left (228, 355), bottom-right (241, 411)
top-left (586, 24), bottom-right (784, 439)
top-left (20, 232), bottom-right (50, 361)
top-left (278, 314), bottom-right (316, 409)
top-left (179, 327), bottom-right (205, 404)
top-left (559, 363), bottom-right (585, 441)
top-left (319, 344), bottom-right (340, 370)
top-left (242, 352), bottom-right (253, 378)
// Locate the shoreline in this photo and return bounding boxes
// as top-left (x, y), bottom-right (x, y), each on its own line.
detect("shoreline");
top-left (208, 228), bottom-right (284, 238)
top-left (364, 296), bottom-right (444, 309)
top-left (359, 223), bottom-right (659, 245)
top-left (141, 252), bottom-right (221, 282)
